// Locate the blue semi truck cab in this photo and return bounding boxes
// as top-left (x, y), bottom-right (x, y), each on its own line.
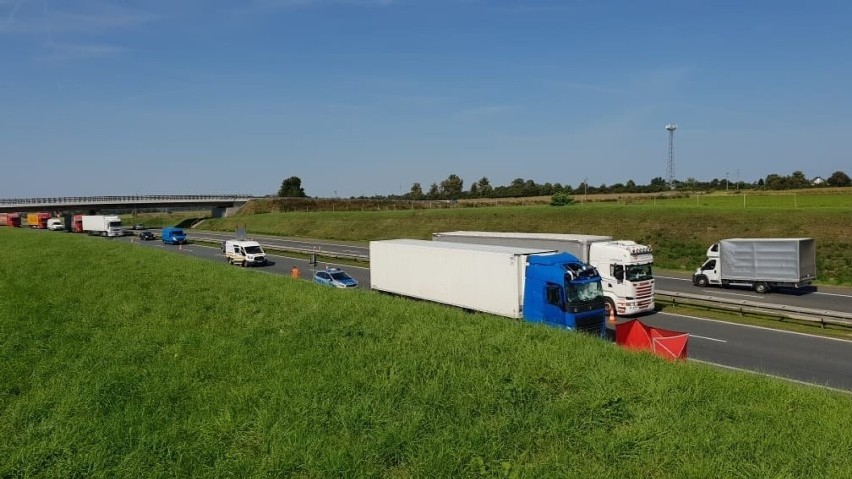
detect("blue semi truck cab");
top-left (522, 252), bottom-right (607, 334)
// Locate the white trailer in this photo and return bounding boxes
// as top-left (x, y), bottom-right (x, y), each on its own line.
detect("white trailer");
top-left (81, 215), bottom-right (123, 237)
top-left (694, 238), bottom-right (817, 293)
top-left (432, 231), bottom-right (655, 316)
top-left (370, 239), bottom-right (555, 319)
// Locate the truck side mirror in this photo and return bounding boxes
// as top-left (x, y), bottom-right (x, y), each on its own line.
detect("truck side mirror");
top-left (614, 265), bottom-right (624, 282)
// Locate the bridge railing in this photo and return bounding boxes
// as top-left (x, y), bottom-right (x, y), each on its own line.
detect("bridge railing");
top-left (0, 195), bottom-right (255, 205)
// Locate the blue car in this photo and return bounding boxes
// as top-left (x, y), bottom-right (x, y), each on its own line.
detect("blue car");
top-left (314, 268), bottom-right (358, 288)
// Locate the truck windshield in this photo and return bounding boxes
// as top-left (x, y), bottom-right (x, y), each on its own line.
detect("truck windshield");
top-left (244, 246), bottom-right (263, 254)
top-left (625, 263), bottom-right (653, 281)
top-left (564, 281), bottom-right (603, 304)
top-left (108, 221), bottom-right (122, 228)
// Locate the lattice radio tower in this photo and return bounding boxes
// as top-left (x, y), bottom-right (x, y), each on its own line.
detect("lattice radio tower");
top-left (665, 123), bottom-right (677, 189)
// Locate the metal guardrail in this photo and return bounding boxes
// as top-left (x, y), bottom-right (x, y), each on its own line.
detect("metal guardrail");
top-left (190, 234), bottom-right (370, 262)
top-left (264, 244), bottom-right (369, 262)
top-left (656, 290), bottom-right (852, 328)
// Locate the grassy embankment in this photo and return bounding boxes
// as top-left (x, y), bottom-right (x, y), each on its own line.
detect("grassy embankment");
top-left (199, 192), bottom-right (852, 285)
top-left (1, 228), bottom-right (851, 477)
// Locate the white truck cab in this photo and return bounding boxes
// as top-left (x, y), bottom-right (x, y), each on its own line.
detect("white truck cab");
top-left (694, 258), bottom-right (720, 286)
top-left (224, 240), bottom-right (269, 267)
top-left (589, 240), bottom-right (655, 315)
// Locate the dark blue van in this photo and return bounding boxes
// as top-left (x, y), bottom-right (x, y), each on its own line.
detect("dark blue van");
top-left (161, 227), bottom-right (187, 245)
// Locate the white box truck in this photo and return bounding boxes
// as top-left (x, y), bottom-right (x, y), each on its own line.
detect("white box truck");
top-left (432, 231), bottom-right (655, 316)
top-left (81, 215), bottom-right (123, 237)
top-left (370, 239), bottom-right (607, 334)
top-left (693, 238), bottom-right (817, 293)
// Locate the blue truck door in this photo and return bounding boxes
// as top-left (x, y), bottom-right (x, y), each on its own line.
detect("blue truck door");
top-left (542, 283), bottom-right (566, 327)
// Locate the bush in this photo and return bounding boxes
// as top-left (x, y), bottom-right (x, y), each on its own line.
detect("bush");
top-left (550, 192), bottom-right (575, 206)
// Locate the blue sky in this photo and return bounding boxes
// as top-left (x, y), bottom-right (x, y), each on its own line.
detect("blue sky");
top-left (1, 0), bottom-right (850, 197)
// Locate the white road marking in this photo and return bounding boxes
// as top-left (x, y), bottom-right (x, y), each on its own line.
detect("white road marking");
top-left (815, 291), bottom-right (852, 298)
top-left (656, 275), bottom-right (694, 282)
top-left (695, 290), bottom-right (758, 299)
top-left (688, 358), bottom-right (851, 394)
top-left (689, 334), bottom-right (727, 343)
top-left (659, 311), bottom-right (852, 343)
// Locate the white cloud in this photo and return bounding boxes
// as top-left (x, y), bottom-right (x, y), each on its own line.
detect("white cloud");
top-left (234, 0), bottom-right (397, 13)
top-left (453, 105), bottom-right (514, 119)
top-left (39, 42), bottom-right (126, 62)
top-left (1, 1), bottom-right (156, 35)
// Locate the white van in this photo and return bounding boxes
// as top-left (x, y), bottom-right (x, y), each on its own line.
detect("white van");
top-left (224, 240), bottom-right (269, 267)
top-left (47, 218), bottom-right (65, 231)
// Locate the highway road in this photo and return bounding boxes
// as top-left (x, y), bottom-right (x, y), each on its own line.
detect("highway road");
top-left (189, 230), bottom-right (852, 314)
top-left (120, 233), bottom-right (852, 392)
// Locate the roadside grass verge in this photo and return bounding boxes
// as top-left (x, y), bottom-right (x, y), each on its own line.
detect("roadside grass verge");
top-left (1, 228), bottom-right (851, 477)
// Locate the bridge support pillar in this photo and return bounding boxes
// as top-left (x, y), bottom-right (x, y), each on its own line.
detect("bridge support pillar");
top-left (211, 207), bottom-right (226, 218)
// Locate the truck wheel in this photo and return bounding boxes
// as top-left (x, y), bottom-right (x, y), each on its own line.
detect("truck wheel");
top-left (754, 282), bottom-right (770, 294)
top-left (694, 275), bottom-right (709, 287)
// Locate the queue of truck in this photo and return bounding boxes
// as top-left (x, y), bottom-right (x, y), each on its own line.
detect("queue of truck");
top-left (4, 210), bottom-right (816, 332)
top-left (432, 231), bottom-right (655, 316)
top-left (0, 213), bottom-right (188, 245)
top-left (371, 239), bottom-right (609, 334)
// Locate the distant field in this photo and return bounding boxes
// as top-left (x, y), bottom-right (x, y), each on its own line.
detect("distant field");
top-left (1, 228), bottom-right (850, 477)
top-left (199, 191), bottom-right (852, 285)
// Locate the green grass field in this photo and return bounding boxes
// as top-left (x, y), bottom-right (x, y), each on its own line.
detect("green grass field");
top-left (1, 228), bottom-right (851, 477)
top-left (196, 192), bottom-right (852, 285)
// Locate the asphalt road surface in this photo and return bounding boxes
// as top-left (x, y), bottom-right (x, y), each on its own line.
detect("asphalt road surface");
top-left (120, 233), bottom-right (852, 392)
top-left (189, 230), bottom-right (852, 314)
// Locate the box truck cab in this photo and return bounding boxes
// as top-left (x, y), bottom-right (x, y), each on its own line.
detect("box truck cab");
top-left (706, 243), bottom-right (720, 257)
top-left (224, 240), bottom-right (269, 266)
top-left (161, 227), bottom-right (187, 245)
top-left (370, 240), bottom-right (607, 335)
top-left (432, 232), bottom-right (655, 316)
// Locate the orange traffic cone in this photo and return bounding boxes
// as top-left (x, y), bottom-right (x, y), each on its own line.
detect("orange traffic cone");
top-left (608, 307), bottom-right (617, 325)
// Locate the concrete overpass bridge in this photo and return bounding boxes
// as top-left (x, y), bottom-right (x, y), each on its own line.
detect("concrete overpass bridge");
top-left (0, 194), bottom-right (257, 217)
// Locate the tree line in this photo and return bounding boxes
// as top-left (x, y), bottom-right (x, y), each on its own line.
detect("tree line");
top-left (278, 170), bottom-right (851, 199)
